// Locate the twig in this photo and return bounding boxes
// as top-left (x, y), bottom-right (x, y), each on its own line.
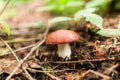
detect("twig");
top-left (0, 38), bottom-right (19, 62)
top-left (22, 67), bottom-right (35, 80)
top-left (6, 37), bottom-right (46, 80)
top-left (43, 23), bottom-right (51, 37)
top-left (0, 42), bottom-right (38, 56)
top-left (80, 69), bottom-right (110, 80)
top-left (12, 42), bottom-right (38, 52)
top-left (38, 58), bottom-right (115, 64)
top-left (44, 72), bottom-right (61, 80)
top-left (27, 68), bottom-right (76, 73)
top-left (0, 0), bottom-right (11, 16)
top-left (31, 65), bottom-right (61, 80)
top-left (104, 64), bottom-right (119, 75)
top-left (108, 40), bottom-right (120, 48)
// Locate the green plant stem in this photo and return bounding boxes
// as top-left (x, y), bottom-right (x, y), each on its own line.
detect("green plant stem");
top-left (0, 38), bottom-right (38, 46)
top-left (6, 38), bottom-right (38, 43)
top-left (0, 0), bottom-right (11, 16)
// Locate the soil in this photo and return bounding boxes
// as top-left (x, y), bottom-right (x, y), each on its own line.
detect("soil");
top-left (0, 0), bottom-right (120, 80)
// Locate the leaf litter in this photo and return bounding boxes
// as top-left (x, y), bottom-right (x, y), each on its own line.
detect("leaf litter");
top-left (0, 0), bottom-right (120, 80)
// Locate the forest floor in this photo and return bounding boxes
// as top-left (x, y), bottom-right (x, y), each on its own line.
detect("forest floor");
top-left (0, 0), bottom-right (120, 80)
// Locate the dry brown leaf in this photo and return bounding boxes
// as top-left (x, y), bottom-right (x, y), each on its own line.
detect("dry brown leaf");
top-left (0, 59), bottom-right (22, 74)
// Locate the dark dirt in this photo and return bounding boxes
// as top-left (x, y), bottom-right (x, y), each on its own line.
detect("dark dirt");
top-left (0, 0), bottom-right (120, 80)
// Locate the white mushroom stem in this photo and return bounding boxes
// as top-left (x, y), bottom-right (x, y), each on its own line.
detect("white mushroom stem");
top-left (57, 43), bottom-right (71, 59)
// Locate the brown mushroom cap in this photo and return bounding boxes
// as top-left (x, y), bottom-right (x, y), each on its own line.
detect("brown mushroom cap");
top-left (46, 29), bottom-right (79, 44)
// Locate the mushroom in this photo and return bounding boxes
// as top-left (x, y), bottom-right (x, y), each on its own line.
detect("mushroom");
top-left (46, 29), bottom-right (79, 59)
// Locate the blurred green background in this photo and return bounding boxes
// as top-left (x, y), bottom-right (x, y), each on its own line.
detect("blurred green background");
top-left (0, 0), bottom-right (120, 19)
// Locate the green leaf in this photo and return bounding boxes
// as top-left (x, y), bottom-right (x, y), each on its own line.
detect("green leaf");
top-left (0, 19), bottom-right (10, 36)
top-left (50, 17), bottom-right (73, 25)
top-left (85, 0), bottom-right (112, 14)
top-left (85, 0), bottom-right (111, 8)
top-left (51, 22), bottom-right (70, 29)
top-left (97, 29), bottom-right (120, 37)
top-left (74, 8), bottom-right (96, 21)
top-left (114, 1), bottom-right (120, 10)
top-left (58, 0), bottom-right (69, 4)
top-left (85, 14), bottom-right (103, 29)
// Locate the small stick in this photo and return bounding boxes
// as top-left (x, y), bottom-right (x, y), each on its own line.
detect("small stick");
top-left (80, 69), bottom-right (110, 80)
top-left (42, 23), bottom-right (51, 37)
top-left (44, 72), bottom-right (61, 80)
top-left (1, 42), bottom-right (38, 56)
top-left (27, 68), bottom-right (76, 73)
top-left (0, 38), bottom-right (19, 62)
top-left (22, 67), bottom-right (35, 80)
top-left (104, 64), bottom-right (119, 75)
top-left (28, 65), bottom-right (61, 80)
top-left (0, 0), bottom-right (11, 16)
top-left (38, 58), bottom-right (115, 64)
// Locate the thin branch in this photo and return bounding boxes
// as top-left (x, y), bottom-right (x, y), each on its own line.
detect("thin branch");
top-left (38, 58), bottom-right (115, 64)
top-left (0, 42), bottom-right (38, 56)
top-left (22, 67), bottom-right (35, 80)
top-left (42, 23), bottom-right (51, 37)
top-left (28, 66), bottom-right (61, 80)
top-left (27, 68), bottom-right (76, 73)
top-left (44, 72), bottom-right (60, 80)
top-left (0, 0), bottom-right (11, 16)
top-left (104, 64), bottom-right (119, 75)
top-left (80, 70), bottom-right (110, 80)
top-left (0, 38), bottom-right (19, 62)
